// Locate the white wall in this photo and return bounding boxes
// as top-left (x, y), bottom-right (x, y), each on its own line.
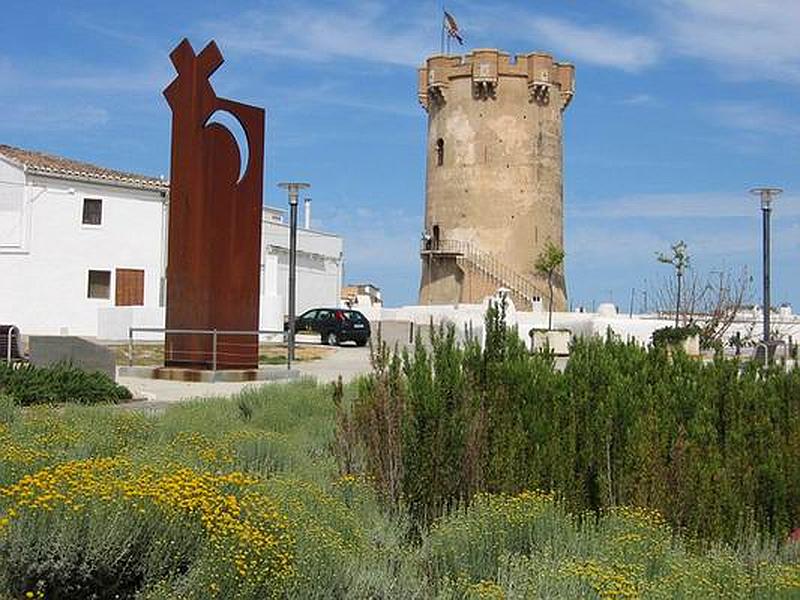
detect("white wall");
top-left (0, 167), bottom-right (166, 336)
top-left (0, 157), bottom-right (28, 251)
top-left (263, 220), bottom-right (344, 316)
top-left (373, 296), bottom-right (800, 351)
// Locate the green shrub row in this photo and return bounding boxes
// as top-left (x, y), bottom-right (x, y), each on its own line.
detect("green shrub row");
top-left (0, 362), bottom-right (131, 405)
top-left (337, 302), bottom-right (800, 542)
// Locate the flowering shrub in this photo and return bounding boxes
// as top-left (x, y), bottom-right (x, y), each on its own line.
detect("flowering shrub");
top-left (425, 491), bottom-right (800, 599)
top-left (0, 458), bottom-right (293, 599)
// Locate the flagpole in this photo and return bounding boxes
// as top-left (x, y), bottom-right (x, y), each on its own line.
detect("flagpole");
top-left (440, 5), bottom-right (445, 54)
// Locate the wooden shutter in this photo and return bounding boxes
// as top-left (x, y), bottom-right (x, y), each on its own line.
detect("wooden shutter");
top-left (115, 269), bottom-right (144, 306)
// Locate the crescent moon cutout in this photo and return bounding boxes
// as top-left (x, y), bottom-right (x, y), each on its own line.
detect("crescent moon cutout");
top-left (205, 109), bottom-right (250, 184)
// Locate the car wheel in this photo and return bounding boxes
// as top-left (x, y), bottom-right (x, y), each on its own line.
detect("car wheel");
top-left (356, 339), bottom-right (368, 347)
top-left (326, 332), bottom-right (339, 346)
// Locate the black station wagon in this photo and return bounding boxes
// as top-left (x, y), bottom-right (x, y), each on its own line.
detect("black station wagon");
top-left (287, 308), bottom-right (371, 346)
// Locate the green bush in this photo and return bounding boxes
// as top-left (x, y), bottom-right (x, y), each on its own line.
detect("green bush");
top-left (337, 303), bottom-right (800, 542)
top-left (0, 362), bottom-right (131, 405)
top-left (651, 324), bottom-right (701, 347)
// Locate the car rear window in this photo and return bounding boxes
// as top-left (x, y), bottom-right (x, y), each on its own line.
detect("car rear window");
top-left (344, 311), bottom-right (365, 322)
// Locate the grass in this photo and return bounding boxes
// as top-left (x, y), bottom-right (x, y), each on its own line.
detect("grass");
top-left (112, 343), bottom-right (334, 367)
top-left (0, 382), bottom-right (797, 598)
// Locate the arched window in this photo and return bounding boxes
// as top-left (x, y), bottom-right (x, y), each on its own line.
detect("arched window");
top-left (436, 138), bottom-right (444, 166)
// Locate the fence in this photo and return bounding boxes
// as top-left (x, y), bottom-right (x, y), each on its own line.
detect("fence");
top-left (127, 327), bottom-right (302, 371)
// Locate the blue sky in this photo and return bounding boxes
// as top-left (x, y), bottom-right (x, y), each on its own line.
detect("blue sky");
top-left (2, 0), bottom-right (799, 309)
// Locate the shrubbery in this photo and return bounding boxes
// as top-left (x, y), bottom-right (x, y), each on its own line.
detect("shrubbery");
top-left (651, 324), bottom-right (701, 347)
top-left (0, 362), bottom-right (131, 405)
top-left (336, 302), bottom-right (800, 542)
top-left (0, 380), bottom-right (797, 597)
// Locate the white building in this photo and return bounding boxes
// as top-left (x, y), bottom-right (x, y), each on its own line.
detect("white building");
top-left (0, 145), bottom-right (343, 339)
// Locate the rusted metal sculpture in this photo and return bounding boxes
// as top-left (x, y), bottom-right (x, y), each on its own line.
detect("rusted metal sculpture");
top-left (163, 39), bottom-right (265, 370)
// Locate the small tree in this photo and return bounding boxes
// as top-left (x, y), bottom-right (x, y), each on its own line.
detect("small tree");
top-left (535, 241), bottom-right (565, 331)
top-left (657, 240), bottom-right (690, 327)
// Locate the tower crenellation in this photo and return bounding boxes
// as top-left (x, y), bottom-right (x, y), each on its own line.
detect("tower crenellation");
top-left (418, 50), bottom-right (574, 112)
top-left (418, 48), bottom-right (574, 311)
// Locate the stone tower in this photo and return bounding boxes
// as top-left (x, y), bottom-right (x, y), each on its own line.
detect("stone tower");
top-left (417, 49), bottom-right (574, 311)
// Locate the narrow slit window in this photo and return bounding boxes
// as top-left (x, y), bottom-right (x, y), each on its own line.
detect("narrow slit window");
top-left (436, 138), bottom-right (444, 166)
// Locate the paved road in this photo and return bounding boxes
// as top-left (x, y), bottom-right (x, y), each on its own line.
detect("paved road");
top-left (117, 345), bottom-right (371, 408)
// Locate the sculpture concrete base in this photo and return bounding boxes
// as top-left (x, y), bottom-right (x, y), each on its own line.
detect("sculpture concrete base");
top-left (118, 366), bottom-right (299, 383)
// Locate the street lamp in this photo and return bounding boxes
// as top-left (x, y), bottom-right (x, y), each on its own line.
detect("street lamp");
top-left (278, 182), bottom-right (311, 369)
top-left (750, 187), bottom-right (782, 353)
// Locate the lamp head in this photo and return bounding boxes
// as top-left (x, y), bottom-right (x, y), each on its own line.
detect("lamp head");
top-left (750, 187), bottom-right (783, 210)
top-left (278, 182), bottom-right (311, 205)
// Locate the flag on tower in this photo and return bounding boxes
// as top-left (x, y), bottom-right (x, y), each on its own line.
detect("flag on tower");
top-left (443, 10), bottom-right (464, 45)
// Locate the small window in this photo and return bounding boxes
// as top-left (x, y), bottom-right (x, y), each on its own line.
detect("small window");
top-left (82, 198), bottom-right (102, 225)
top-left (87, 270), bottom-right (111, 299)
top-left (436, 138), bottom-right (444, 166)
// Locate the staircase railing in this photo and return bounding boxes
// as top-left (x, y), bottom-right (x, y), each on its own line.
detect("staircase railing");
top-left (422, 238), bottom-right (546, 308)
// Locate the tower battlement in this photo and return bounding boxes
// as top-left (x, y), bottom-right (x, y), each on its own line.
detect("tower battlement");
top-left (418, 49), bottom-right (575, 112)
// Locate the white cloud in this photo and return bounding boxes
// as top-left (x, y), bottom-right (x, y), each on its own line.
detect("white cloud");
top-left (526, 16), bottom-right (660, 72)
top-left (206, 1), bottom-right (438, 68)
top-left (569, 227), bottom-right (667, 266)
top-left (652, 0), bottom-right (800, 83)
top-left (0, 105), bottom-right (110, 130)
top-left (708, 101), bottom-right (800, 136)
top-left (621, 93), bottom-right (657, 106)
top-left (572, 191), bottom-right (800, 219)
top-left (46, 65), bottom-right (171, 93)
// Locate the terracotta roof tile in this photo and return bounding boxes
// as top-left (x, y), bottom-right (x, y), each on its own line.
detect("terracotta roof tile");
top-left (0, 144), bottom-right (168, 191)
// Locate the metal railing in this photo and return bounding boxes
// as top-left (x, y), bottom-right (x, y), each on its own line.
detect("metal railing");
top-left (128, 327), bottom-right (289, 371)
top-left (422, 238), bottom-right (548, 309)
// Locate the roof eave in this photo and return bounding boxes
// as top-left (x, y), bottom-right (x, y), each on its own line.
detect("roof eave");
top-left (26, 167), bottom-right (169, 193)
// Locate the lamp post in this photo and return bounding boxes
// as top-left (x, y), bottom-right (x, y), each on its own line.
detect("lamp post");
top-left (278, 182), bottom-right (310, 369)
top-left (750, 187), bottom-right (782, 355)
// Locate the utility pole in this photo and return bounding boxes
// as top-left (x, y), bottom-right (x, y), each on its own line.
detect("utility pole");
top-left (642, 278), bottom-right (648, 314)
top-left (629, 287), bottom-right (635, 318)
top-left (278, 182), bottom-right (310, 369)
top-left (750, 187), bottom-right (782, 355)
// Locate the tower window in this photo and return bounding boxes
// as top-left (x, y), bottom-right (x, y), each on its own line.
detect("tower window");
top-left (436, 138), bottom-right (444, 166)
